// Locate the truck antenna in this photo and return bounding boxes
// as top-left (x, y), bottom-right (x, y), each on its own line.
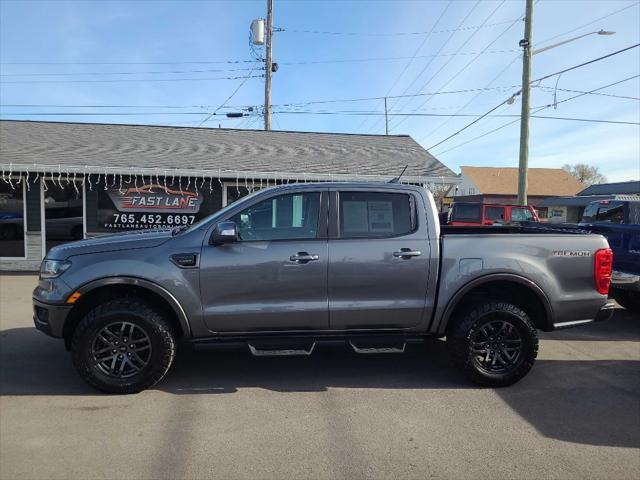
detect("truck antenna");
top-left (389, 165), bottom-right (408, 183)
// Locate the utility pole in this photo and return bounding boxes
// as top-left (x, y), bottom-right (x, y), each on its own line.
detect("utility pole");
top-left (517, 0), bottom-right (534, 206)
top-left (384, 97), bottom-right (389, 135)
top-left (264, 0), bottom-right (274, 131)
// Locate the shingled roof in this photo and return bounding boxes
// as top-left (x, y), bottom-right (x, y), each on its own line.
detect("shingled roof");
top-left (0, 120), bottom-right (455, 181)
top-left (461, 166), bottom-right (584, 197)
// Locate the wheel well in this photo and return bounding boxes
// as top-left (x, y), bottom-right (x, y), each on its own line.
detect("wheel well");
top-left (63, 284), bottom-right (185, 349)
top-left (445, 280), bottom-right (551, 333)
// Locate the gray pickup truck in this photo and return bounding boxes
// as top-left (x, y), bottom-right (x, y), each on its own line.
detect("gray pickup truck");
top-left (33, 182), bottom-right (615, 393)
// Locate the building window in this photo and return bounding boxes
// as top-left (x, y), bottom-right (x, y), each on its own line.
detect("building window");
top-left (43, 181), bottom-right (84, 254)
top-left (0, 179), bottom-right (26, 258)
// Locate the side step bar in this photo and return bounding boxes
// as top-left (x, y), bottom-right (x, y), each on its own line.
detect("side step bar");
top-left (244, 337), bottom-right (415, 356)
top-left (248, 342), bottom-right (316, 357)
top-left (349, 340), bottom-right (406, 354)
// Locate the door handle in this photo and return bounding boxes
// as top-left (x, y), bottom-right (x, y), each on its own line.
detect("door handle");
top-left (290, 252), bottom-right (319, 263)
top-left (393, 249), bottom-right (422, 258)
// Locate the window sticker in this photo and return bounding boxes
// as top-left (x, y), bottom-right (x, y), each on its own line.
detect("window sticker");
top-left (368, 201), bottom-right (394, 233)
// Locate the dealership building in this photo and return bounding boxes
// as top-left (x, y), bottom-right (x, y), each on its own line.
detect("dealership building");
top-left (0, 120), bottom-right (456, 271)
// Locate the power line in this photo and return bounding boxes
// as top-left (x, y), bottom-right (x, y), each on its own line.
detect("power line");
top-left (280, 50), bottom-right (519, 66)
top-left (368, 0), bottom-right (484, 134)
top-left (392, 6), bottom-right (524, 131)
top-left (0, 50), bottom-right (519, 71)
top-left (0, 85), bottom-right (526, 111)
top-left (0, 74), bottom-right (264, 85)
top-left (269, 111), bottom-right (639, 125)
top-left (283, 18), bottom-right (520, 36)
top-left (536, 1), bottom-right (639, 45)
top-left (356, 0), bottom-right (452, 134)
top-left (4, 111), bottom-right (633, 127)
top-left (537, 85), bottom-right (640, 101)
top-left (0, 112), bottom-right (244, 116)
top-left (384, 0), bottom-right (505, 133)
top-left (433, 75), bottom-right (640, 154)
top-left (533, 43), bottom-right (640, 84)
top-left (0, 66), bottom-right (261, 77)
top-left (418, 55), bottom-right (521, 143)
top-left (426, 44), bottom-right (640, 150)
top-left (198, 60), bottom-right (262, 126)
top-left (0, 60), bottom-right (257, 65)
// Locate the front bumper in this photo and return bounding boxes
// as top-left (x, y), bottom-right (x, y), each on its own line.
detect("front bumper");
top-left (33, 298), bottom-right (72, 338)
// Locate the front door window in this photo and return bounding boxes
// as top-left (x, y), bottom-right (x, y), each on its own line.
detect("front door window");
top-left (229, 192), bottom-right (321, 241)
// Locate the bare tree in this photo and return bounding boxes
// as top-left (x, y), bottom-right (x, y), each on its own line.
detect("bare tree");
top-left (562, 163), bottom-right (607, 186)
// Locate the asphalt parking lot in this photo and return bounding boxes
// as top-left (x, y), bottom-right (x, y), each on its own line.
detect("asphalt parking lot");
top-left (1, 274), bottom-right (639, 480)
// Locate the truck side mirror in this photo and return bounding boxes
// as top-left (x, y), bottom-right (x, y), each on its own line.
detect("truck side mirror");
top-left (210, 221), bottom-right (238, 245)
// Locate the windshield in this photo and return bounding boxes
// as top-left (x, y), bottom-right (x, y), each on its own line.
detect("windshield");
top-left (181, 188), bottom-right (265, 234)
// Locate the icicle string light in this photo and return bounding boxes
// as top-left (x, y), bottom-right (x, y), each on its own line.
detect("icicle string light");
top-left (72, 172), bottom-right (79, 197)
top-left (8, 164), bottom-right (15, 190)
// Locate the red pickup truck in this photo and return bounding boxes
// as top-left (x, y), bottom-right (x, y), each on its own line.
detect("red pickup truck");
top-left (448, 202), bottom-right (539, 226)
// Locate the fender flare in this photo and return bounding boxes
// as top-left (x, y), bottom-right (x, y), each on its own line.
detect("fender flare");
top-left (76, 276), bottom-right (192, 337)
top-left (437, 273), bottom-right (554, 334)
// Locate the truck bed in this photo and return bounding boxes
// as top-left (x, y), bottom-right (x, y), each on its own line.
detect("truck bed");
top-left (441, 222), bottom-right (592, 236)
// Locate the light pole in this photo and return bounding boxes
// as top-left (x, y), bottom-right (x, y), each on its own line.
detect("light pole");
top-left (533, 30), bottom-right (615, 56)
top-left (517, 23), bottom-right (615, 206)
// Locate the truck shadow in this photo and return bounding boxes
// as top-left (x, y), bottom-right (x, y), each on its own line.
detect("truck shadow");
top-left (1, 324), bottom-right (638, 449)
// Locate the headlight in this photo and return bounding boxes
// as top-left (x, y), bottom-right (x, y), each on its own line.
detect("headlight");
top-left (39, 259), bottom-right (71, 279)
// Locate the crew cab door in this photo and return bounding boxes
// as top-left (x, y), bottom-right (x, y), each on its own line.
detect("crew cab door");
top-left (327, 188), bottom-right (433, 329)
top-left (199, 188), bottom-right (329, 332)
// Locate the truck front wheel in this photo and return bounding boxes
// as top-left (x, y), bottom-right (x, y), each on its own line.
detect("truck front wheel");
top-left (71, 298), bottom-right (176, 394)
top-left (447, 301), bottom-right (538, 387)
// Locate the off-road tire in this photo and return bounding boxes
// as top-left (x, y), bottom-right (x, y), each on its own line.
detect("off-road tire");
top-left (447, 301), bottom-right (538, 387)
top-left (71, 298), bottom-right (176, 394)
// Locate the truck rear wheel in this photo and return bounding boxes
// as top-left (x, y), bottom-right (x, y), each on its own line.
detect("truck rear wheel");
top-left (447, 301), bottom-right (538, 387)
top-left (71, 298), bottom-right (176, 394)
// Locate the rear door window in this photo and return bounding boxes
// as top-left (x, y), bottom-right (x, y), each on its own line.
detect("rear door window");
top-left (338, 191), bottom-right (415, 238)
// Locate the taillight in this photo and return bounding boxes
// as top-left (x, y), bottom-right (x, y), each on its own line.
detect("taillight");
top-left (594, 248), bottom-right (613, 295)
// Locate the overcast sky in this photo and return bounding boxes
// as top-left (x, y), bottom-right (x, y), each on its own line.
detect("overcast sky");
top-left (1, 0), bottom-right (639, 182)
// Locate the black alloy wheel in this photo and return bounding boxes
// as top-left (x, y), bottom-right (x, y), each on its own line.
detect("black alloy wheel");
top-left (469, 319), bottom-right (522, 374)
top-left (91, 322), bottom-right (153, 379)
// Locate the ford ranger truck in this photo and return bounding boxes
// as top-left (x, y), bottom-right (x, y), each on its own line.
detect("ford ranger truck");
top-left (33, 183), bottom-right (615, 394)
